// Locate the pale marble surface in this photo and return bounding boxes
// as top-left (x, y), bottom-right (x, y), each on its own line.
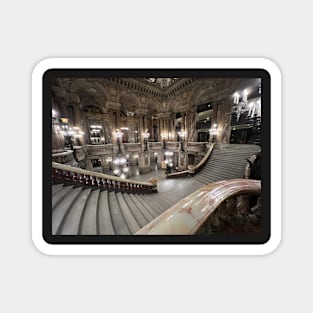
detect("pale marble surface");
top-left (135, 179), bottom-right (261, 235)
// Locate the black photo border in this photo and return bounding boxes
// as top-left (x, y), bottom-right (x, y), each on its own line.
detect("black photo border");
top-left (43, 68), bottom-right (270, 245)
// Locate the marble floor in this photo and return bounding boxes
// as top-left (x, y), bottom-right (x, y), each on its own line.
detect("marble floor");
top-left (130, 166), bottom-right (205, 203)
top-left (93, 163), bottom-right (205, 204)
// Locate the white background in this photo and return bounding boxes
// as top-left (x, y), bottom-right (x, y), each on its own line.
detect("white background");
top-left (0, 0), bottom-right (311, 312)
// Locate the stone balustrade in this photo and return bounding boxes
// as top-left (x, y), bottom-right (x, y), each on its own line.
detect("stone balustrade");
top-left (186, 142), bottom-right (206, 153)
top-left (135, 179), bottom-right (261, 235)
top-left (123, 143), bottom-right (142, 152)
top-left (166, 144), bottom-right (214, 178)
top-left (73, 146), bottom-right (85, 161)
top-left (165, 142), bottom-right (180, 150)
top-left (52, 150), bottom-right (75, 165)
top-left (148, 142), bottom-right (163, 150)
top-left (84, 144), bottom-right (113, 155)
top-left (52, 162), bottom-right (157, 194)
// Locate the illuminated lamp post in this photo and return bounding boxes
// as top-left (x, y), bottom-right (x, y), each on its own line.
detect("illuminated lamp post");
top-left (113, 129), bottom-right (123, 154)
top-left (209, 124), bottom-right (218, 143)
top-left (178, 129), bottom-right (186, 152)
top-left (143, 131), bottom-right (150, 151)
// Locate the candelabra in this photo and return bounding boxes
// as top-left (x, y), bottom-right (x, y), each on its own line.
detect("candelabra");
top-left (113, 156), bottom-right (128, 178)
top-left (233, 86), bottom-right (261, 122)
top-left (233, 90), bottom-right (248, 122)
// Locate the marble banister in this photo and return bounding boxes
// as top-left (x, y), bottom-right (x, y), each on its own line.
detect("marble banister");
top-left (244, 154), bottom-right (258, 179)
top-left (52, 150), bottom-right (75, 165)
top-left (166, 143), bottom-right (215, 178)
top-left (73, 146), bottom-right (85, 161)
top-left (52, 162), bottom-right (157, 193)
top-left (186, 142), bottom-right (206, 153)
top-left (135, 179), bottom-right (261, 235)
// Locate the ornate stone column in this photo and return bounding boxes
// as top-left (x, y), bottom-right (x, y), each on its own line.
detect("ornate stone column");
top-left (178, 151), bottom-right (188, 171)
top-left (67, 93), bottom-right (80, 124)
top-left (211, 98), bottom-right (232, 143)
top-left (106, 101), bottom-right (121, 130)
top-left (135, 108), bottom-right (149, 142)
top-left (187, 108), bottom-right (197, 142)
top-left (139, 152), bottom-right (151, 174)
top-left (52, 89), bottom-right (68, 150)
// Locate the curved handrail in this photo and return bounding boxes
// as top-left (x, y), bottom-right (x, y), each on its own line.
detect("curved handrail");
top-left (135, 179), bottom-right (261, 235)
top-left (244, 154), bottom-right (257, 179)
top-left (52, 150), bottom-right (73, 157)
top-left (166, 143), bottom-right (215, 178)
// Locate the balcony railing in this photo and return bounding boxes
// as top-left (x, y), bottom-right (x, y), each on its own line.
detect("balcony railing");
top-left (165, 142), bottom-right (180, 150)
top-left (186, 142), bottom-right (206, 153)
top-left (123, 143), bottom-right (142, 152)
top-left (84, 144), bottom-right (113, 155)
top-left (52, 150), bottom-right (75, 164)
top-left (52, 162), bottom-right (157, 194)
top-left (148, 142), bottom-right (163, 150)
top-left (135, 179), bottom-right (261, 235)
top-left (73, 146), bottom-right (85, 161)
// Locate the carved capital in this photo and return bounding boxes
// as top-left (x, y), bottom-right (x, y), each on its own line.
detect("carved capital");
top-left (106, 101), bottom-right (121, 111)
top-left (135, 108), bottom-right (149, 116)
top-left (155, 112), bottom-right (172, 119)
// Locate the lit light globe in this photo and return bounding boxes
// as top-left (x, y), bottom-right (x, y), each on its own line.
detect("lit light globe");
top-left (113, 169), bottom-right (120, 175)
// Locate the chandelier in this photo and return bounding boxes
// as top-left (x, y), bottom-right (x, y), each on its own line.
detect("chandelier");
top-left (233, 90), bottom-right (248, 122)
top-left (233, 85), bottom-right (261, 122)
top-left (111, 129), bottom-right (130, 178)
top-left (112, 156), bottom-right (129, 179)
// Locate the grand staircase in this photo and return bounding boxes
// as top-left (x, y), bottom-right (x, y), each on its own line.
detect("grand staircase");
top-left (193, 144), bottom-right (261, 184)
top-left (52, 144), bottom-right (260, 235)
top-left (52, 185), bottom-right (177, 235)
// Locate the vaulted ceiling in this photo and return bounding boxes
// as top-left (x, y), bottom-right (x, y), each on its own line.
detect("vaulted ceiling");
top-left (52, 77), bottom-right (247, 115)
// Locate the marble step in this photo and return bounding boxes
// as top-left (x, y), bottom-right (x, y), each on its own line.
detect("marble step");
top-left (98, 191), bottom-right (115, 235)
top-left (127, 194), bottom-right (155, 222)
top-left (121, 193), bottom-right (149, 228)
top-left (141, 194), bottom-right (166, 214)
top-left (108, 191), bottom-right (130, 235)
top-left (52, 185), bottom-right (74, 209)
top-left (132, 194), bottom-right (160, 218)
top-left (79, 189), bottom-right (100, 235)
top-left (58, 188), bottom-right (92, 235)
top-left (116, 192), bottom-right (141, 234)
top-left (52, 184), bottom-right (64, 194)
top-left (52, 187), bottom-right (83, 235)
top-left (158, 195), bottom-right (175, 207)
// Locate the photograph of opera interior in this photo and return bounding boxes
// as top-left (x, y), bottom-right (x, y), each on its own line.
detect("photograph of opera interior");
top-left (51, 77), bottom-right (263, 236)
